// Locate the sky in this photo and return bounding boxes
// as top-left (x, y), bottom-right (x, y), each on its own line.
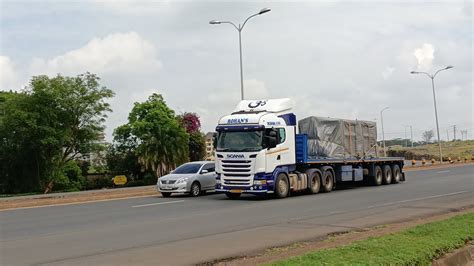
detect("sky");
top-left (0, 0), bottom-right (472, 142)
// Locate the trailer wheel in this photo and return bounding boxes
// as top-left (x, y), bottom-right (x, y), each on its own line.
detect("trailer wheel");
top-left (275, 173), bottom-right (289, 198)
top-left (225, 192), bottom-right (241, 199)
top-left (372, 166), bottom-right (383, 186)
top-left (307, 170), bottom-right (321, 194)
top-left (391, 164), bottom-right (401, 184)
top-left (321, 169), bottom-right (334, 193)
top-left (382, 165), bottom-right (392, 185)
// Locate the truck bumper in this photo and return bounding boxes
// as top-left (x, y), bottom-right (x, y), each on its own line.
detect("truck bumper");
top-left (215, 185), bottom-right (273, 194)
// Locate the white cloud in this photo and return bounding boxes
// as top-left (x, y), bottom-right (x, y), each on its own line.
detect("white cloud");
top-left (0, 56), bottom-right (20, 89)
top-left (382, 66), bottom-right (395, 79)
top-left (413, 43), bottom-right (435, 71)
top-left (29, 32), bottom-right (161, 77)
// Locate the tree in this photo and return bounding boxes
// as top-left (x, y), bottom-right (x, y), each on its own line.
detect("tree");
top-left (114, 93), bottom-right (189, 176)
top-left (178, 112), bottom-right (205, 161)
top-left (422, 130), bottom-right (434, 144)
top-left (0, 73), bottom-right (114, 193)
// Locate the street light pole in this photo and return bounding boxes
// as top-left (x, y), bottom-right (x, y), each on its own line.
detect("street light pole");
top-left (404, 125), bottom-right (413, 148)
top-left (411, 65), bottom-right (453, 163)
top-left (380, 107), bottom-right (389, 157)
top-left (210, 8), bottom-right (271, 100)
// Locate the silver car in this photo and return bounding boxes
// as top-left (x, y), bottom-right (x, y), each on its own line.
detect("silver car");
top-left (157, 161), bottom-right (217, 197)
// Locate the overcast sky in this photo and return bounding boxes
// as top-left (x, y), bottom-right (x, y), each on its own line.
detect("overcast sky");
top-left (1, 0), bottom-right (472, 142)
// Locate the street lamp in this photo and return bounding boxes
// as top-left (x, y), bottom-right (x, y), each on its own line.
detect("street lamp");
top-left (210, 8), bottom-right (271, 100)
top-left (380, 107), bottom-right (390, 157)
top-left (410, 65), bottom-right (453, 163)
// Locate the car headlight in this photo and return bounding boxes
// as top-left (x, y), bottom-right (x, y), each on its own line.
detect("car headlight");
top-left (253, 180), bottom-right (267, 185)
top-left (176, 177), bottom-right (189, 184)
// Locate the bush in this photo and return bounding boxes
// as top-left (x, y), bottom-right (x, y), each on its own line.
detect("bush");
top-left (54, 160), bottom-right (86, 192)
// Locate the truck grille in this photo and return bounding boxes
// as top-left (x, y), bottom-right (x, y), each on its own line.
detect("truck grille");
top-left (221, 160), bottom-right (252, 186)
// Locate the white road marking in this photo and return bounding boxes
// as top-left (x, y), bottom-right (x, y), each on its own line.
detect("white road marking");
top-left (368, 190), bottom-right (472, 209)
top-left (132, 200), bottom-right (185, 208)
top-left (0, 195), bottom-right (157, 212)
top-left (437, 170), bottom-right (451, 173)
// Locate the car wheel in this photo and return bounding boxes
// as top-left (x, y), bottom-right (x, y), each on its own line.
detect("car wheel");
top-left (190, 182), bottom-right (201, 197)
top-left (161, 192), bottom-right (171, 198)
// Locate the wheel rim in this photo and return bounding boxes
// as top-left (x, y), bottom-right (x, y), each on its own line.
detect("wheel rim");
top-left (394, 170), bottom-right (400, 181)
top-left (278, 179), bottom-right (287, 195)
top-left (387, 171), bottom-right (392, 182)
top-left (376, 172), bottom-right (382, 183)
top-left (312, 176), bottom-right (319, 189)
top-left (325, 174), bottom-right (332, 187)
top-left (192, 184), bottom-right (200, 195)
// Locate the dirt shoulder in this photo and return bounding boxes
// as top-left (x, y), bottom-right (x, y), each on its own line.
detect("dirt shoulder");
top-left (0, 186), bottom-right (159, 211)
top-left (211, 207), bottom-right (474, 266)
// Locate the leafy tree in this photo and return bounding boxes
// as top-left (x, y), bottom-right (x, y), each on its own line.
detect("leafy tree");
top-left (178, 112), bottom-right (201, 134)
top-left (114, 93), bottom-right (189, 176)
top-left (0, 73), bottom-right (114, 193)
top-left (178, 112), bottom-right (205, 161)
top-left (422, 130), bottom-right (434, 144)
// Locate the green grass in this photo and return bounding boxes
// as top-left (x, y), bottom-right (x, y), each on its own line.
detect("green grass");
top-left (269, 213), bottom-right (474, 266)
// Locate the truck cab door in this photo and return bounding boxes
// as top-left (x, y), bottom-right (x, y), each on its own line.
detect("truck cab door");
top-left (265, 127), bottom-right (295, 173)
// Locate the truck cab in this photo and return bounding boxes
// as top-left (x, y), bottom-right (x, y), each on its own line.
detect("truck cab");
top-left (215, 99), bottom-right (296, 198)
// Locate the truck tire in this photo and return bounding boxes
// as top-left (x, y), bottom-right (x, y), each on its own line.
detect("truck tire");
top-left (306, 170), bottom-right (321, 194)
top-left (391, 164), bottom-right (401, 184)
top-left (321, 169), bottom-right (334, 193)
top-left (275, 173), bottom-right (289, 198)
top-left (382, 165), bottom-right (392, 185)
top-left (225, 192), bottom-right (241, 199)
top-left (161, 192), bottom-right (171, 198)
top-left (372, 165), bottom-right (383, 186)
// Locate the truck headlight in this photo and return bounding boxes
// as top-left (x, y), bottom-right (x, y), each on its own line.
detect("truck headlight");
top-left (253, 180), bottom-right (267, 185)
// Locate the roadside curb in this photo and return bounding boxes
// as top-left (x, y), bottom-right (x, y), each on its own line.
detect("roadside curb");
top-left (433, 244), bottom-right (473, 266)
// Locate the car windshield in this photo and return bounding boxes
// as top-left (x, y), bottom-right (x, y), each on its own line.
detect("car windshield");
top-left (173, 163), bottom-right (202, 174)
top-left (217, 131), bottom-right (264, 152)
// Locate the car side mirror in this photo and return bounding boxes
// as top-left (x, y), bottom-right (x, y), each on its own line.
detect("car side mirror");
top-left (201, 169), bottom-right (209, 174)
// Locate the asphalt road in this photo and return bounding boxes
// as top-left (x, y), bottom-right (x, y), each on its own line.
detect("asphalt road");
top-left (1, 165), bottom-right (473, 266)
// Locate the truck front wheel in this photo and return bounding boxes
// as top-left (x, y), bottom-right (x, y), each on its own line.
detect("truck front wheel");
top-left (275, 173), bottom-right (289, 198)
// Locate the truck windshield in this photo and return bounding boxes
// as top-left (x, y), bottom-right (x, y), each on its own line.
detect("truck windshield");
top-left (217, 131), bottom-right (264, 152)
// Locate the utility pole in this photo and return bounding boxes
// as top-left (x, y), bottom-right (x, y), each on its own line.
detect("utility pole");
top-left (446, 129), bottom-right (449, 142)
top-left (453, 125), bottom-right (457, 141)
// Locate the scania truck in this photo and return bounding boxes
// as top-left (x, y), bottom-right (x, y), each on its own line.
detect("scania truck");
top-left (214, 98), bottom-right (405, 199)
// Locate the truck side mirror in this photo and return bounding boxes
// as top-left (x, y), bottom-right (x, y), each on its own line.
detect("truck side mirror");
top-left (268, 137), bottom-right (277, 149)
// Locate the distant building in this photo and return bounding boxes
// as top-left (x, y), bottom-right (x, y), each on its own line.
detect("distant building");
top-left (205, 132), bottom-right (215, 161)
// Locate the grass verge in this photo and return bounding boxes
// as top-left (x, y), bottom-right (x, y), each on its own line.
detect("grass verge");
top-left (269, 212), bottom-right (474, 266)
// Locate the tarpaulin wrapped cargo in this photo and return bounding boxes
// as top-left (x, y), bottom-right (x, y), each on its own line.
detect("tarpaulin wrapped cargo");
top-left (298, 116), bottom-right (377, 159)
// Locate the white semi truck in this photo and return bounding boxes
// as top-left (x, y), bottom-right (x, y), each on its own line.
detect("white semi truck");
top-left (214, 98), bottom-right (405, 199)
